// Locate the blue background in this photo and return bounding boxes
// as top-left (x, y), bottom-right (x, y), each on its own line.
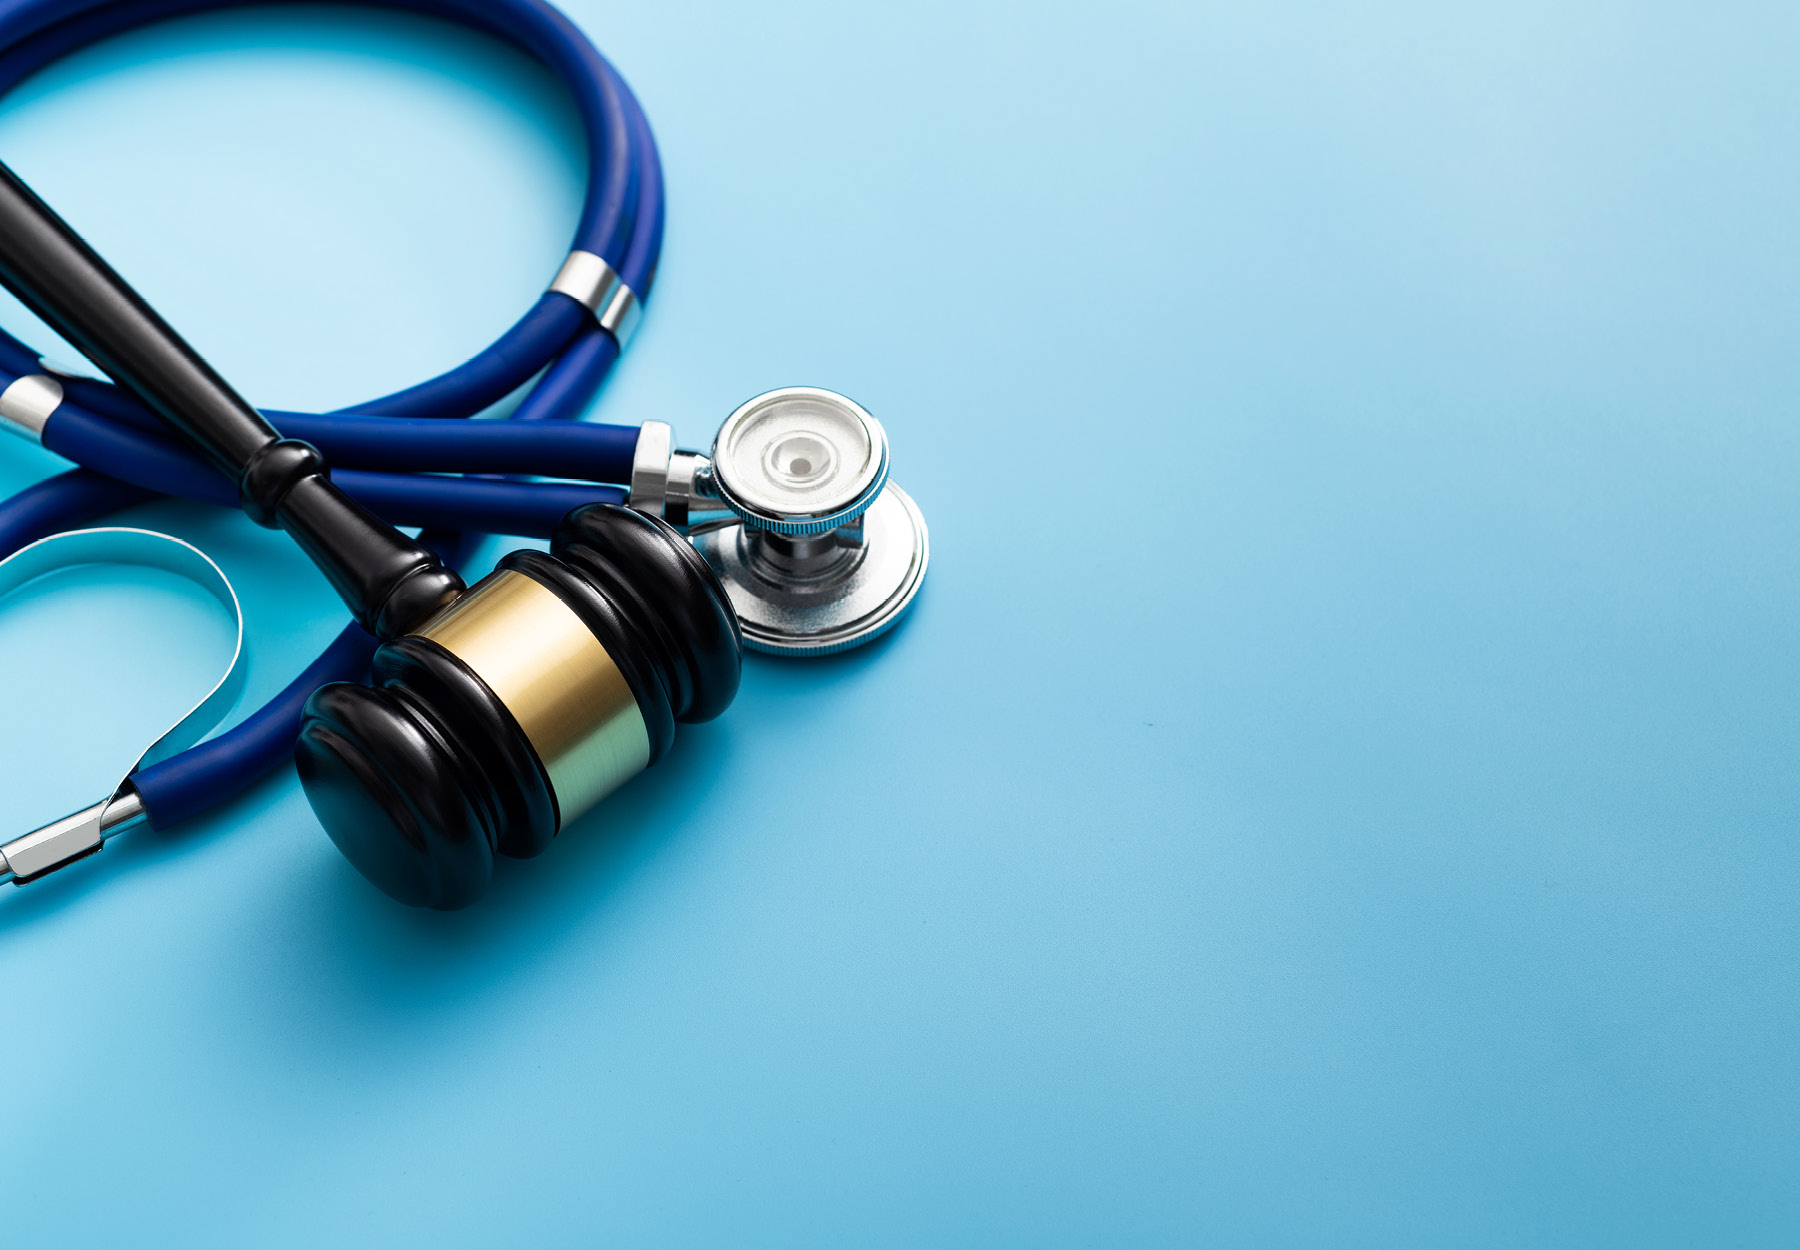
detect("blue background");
top-left (1, 1), bottom-right (1797, 1245)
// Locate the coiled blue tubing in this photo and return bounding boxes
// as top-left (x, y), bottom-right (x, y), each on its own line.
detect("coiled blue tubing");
top-left (0, 0), bottom-right (666, 827)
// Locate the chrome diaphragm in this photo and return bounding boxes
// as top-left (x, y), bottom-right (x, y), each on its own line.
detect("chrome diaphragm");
top-left (628, 387), bottom-right (928, 657)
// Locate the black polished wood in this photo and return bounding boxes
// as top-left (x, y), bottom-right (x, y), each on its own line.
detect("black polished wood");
top-left (297, 505), bottom-right (742, 910)
top-left (0, 160), bottom-right (462, 637)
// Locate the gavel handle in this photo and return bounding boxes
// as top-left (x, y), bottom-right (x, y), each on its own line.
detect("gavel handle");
top-left (0, 159), bottom-right (463, 637)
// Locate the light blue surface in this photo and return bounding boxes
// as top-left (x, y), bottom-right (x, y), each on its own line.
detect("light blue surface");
top-left (1, 1), bottom-right (1798, 1244)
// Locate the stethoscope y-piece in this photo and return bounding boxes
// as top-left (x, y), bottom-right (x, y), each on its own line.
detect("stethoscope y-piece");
top-left (0, 528), bottom-right (244, 883)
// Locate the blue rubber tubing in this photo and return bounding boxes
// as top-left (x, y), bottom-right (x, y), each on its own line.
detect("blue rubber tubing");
top-left (0, 0), bottom-right (666, 827)
top-left (48, 405), bottom-right (643, 486)
top-left (0, 0), bottom-right (655, 417)
top-left (46, 404), bottom-right (630, 534)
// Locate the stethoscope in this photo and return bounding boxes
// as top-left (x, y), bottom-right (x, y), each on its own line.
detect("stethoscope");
top-left (0, 0), bottom-right (928, 905)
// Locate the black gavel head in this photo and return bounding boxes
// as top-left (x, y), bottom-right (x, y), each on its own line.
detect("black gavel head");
top-left (294, 504), bottom-right (741, 908)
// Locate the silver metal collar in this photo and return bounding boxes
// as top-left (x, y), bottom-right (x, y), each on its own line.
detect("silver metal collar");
top-left (0, 373), bottom-right (63, 442)
top-left (550, 250), bottom-right (643, 349)
top-left (627, 420), bottom-right (674, 517)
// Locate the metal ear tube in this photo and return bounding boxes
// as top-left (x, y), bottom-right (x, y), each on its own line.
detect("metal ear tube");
top-left (0, 527), bottom-right (244, 883)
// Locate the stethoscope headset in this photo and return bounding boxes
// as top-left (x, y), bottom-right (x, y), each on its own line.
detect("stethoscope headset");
top-left (0, 0), bottom-right (928, 908)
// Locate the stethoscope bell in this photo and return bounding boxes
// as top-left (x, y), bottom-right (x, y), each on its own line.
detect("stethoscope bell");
top-left (632, 387), bottom-right (928, 656)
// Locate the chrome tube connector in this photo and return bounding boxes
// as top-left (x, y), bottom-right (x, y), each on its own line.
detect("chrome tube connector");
top-left (0, 788), bottom-right (147, 885)
top-left (625, 421), bottom-right (729, 531)
top-left (0, 372), bottom-right (62, 442)
top-left (665, 450), bottom-right (726, 529)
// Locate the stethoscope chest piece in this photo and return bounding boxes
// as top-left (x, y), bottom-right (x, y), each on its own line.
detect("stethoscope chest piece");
top-left (687, 388), bottom-right (928, 657)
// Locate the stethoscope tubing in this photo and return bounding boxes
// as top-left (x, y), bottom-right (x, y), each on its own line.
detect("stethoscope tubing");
top-left (45, 406), bottom-right (629, 535)
top-left (0, 0), bottom-right (665, 830)
top-left (0, 0), bottom-right (646, 273)
top-left (0, 0), bottom-right (661, 423)
top-left (55, 401), bottom-right (641, 483)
